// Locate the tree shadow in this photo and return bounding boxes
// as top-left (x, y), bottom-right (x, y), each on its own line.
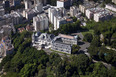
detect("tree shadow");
top-left (78, 41), bottom-right (85, 45)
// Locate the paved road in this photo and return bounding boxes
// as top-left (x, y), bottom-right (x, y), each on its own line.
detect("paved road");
top-left (72, 32), bottom-right (90, 52)
top-left (72, 32), bottom-right (112, 69)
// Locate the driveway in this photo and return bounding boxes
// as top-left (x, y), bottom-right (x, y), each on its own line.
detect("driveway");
top-left (72, 32), bottom-right (111, 69)
top-left (72, 32), bottom-right (90, 52)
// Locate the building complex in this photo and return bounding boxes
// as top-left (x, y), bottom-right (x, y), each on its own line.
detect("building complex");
top-left (32, 32), bottom-right (78, 54)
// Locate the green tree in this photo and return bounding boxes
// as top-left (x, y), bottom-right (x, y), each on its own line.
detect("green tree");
top-left (72, 45), bottom-right (80, 54)
top-left (20, 63), bottom-right (37, 77)
top-left (91, 35), bottom-right (101, 47)
top-left (84, 33), bottom-right (93, 42)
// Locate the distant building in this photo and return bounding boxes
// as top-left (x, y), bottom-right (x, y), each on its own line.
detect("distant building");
top-left (10, 11), bottom-right (23, 25)
top-left (79, 3), bottom-right (95, 13)
top-left (94, 10), bottom-right (113, 22)
top-left (0, 23), bottom-right (15, 36)
top-left (23, 3), bottom-right (43, 20)
top-left (57, 0), bottom-right (70, 8)
top-left (112, 0), bottom-right (116, 4)
top-left (18, 27), bottom-right (25, 33)
top-left (0, 36), bottom-right (14, 57)
top-left (48, 7), bottom-right (73, 30)
top-left (34, 0), bottom-right (47, 5)
top-left (34, 3), bottom-right (43, 13)
top-left (48, 7), bottom-right (66, 24)
top-left (0, 6), bottom-right (5, 16)
top-left (3, 0), bottom-right (10, 8)
top-left (70, 6), bottom-right (79, 17)
top-left (85, 7), bottom-right (113, 22)
top-left (0, 11), bottom-right (23, 26)
top-left (13, 0), bottom-right (21, 6)
top-left (24, 0), bottom-right (32, 9)
top-left (33, 13), bottom-right (49, 31)
top-left (86, 8), bottom-right (104, 19)
top-left (106, 4), bottom-right (116, 12)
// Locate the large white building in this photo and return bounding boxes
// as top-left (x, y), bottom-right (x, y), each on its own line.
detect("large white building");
top-left (48, 7), bottom-right (73, 30)
top-left (33, 13), bottom-right (48, 31)
top-left (48, 7), bottom-right (66, 24)
top-left (106, 4), bottom-right (116, 12)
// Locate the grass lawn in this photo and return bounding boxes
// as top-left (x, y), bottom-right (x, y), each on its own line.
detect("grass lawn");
top-left (49, 48), bottom-right (70, 55)
top-left (81, 30), bottom-right (94, 36)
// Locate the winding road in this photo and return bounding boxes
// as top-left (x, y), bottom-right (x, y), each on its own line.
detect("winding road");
top-left (72, 32), bottom-right (112, 69)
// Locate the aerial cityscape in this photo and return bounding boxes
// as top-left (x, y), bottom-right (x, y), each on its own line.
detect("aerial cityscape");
top-left (0, 0), bottom-right (116, 77)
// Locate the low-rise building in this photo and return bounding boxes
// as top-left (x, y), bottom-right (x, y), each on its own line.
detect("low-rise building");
top-left (51, 34), bottom-right (78, 54)
top-left (52, 36), bottom-right (72, 54)
top-left (58, 34), bottom-right (78, 45)
top-left (26, 25), bottom-right (33, 31)
top-left (18, 27), bottom-right (25, 33)
top-left (0, 36), bottom-right (14, 57)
